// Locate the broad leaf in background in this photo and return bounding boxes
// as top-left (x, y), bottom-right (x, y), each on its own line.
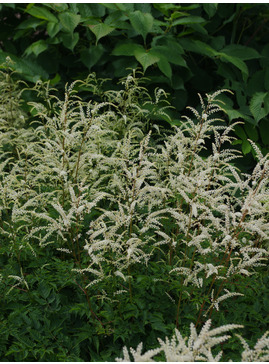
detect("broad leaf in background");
top-left (219, 53), bottom-right (249, 80)
top-left (220, 44), bottom-right (260, 61)
top-left (172, 15), bottom-right (206, 26)
top-left (81, 44), bottom-right (104, 70)
top-left (112, 42), bottom-right (144, 57)
top-left (59, 12), bottom-right (81, 33)
top-left (61, 32), bottom-right (79, 51)
top-left (134, 48), bottom-right (160, 72)
top-left (129, 10), bottom-right (154, 42)
top-left (47, 22), bottom-right (61, 38)
top-left (157, 57), bottom-right (172, 80)
top-left (249, 92), bottom-right (269, 124)
top-left (203, 3), bottom-right (218, 18)
top-left (0, 51), bottom-right (49, 82)
top-left (24, 40), bottom-right (48, 57)
top-left (88, 23), bottom-right (115, 44)
top-left (25, 4), bottom-right (58, 23)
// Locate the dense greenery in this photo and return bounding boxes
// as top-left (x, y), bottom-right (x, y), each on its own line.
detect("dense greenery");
top-left (0, 3), bottom-right (268, 362)
top-left (0, 61), bottom-right (268, 361)
top-left (0, 3), bottom-right (269, 172)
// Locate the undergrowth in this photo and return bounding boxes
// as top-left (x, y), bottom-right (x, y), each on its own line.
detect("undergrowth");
top-left (0, 59), bottom-right (268, 361)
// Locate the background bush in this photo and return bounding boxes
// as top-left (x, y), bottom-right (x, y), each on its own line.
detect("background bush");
top-left (1, 3), bottom-right (269, 171)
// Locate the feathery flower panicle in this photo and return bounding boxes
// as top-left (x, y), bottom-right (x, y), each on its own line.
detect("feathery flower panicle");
top-left (116, 320), bottom-right (246, 362)
top-left (0, 69), bottom-right (268, 361)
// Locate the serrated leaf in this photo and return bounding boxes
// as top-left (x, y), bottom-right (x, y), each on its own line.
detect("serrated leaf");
top-left (59, 12), bottom-right (81, 33)
top-left (38, 282), bottom-right (51, 299)
top-left (77, 3), bottom-right (93, 18)
top-left (102, 3), bottom-right (127, 11)
top-left (129, 10), bottom-right (154, 42)
top-left (26, 5), bottom-right (58, 23)
top-left (88, 23), bottom-right (115, 44)
top-left (170, 11), bottom-right (189, 20)
top-left (249, 92), bottom-right (268, 124)
top-left (173, 15), bottom-right (206, 26)
top-left (134, 48), bottom-right (160, 72)
top-left (47, 21), bottom-right (61, 38)
top-left (112, 42), bottom-right (143, 57)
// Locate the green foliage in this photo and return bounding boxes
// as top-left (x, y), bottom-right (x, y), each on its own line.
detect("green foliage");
top-left (0, 67), bottom-right (268, 361)
top-left (1, 3), bottom-right (269, 170)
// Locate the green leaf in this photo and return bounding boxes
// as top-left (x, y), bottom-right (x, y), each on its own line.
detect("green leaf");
top-left (25, 5), bottom-right (58, 23)
top-left (190, 23), bottom-right (208, 35)
top-left (219, 53), bottom-right (248, 79)
top-left (0, 51), bottom-right (49, 82)
top-left (50, 73), bottom-right (61, 86)
top-left (179, 39), bottom-right (218, 58)
top-left (16, 18), bottom-right (43, 30)
top-left (244, 124), bottom-right (259, 142)
top-left (151, 320), bottom-right (167, 333)
top-left (247, 70), bottom-right (265, 96)
top-left (242, 139), bottom-right (252, 155)
top-left (38, 282), bottom-right (51, 299)
top-left (153, 4), bottom-right (181, 16)
top-left (129, 10), bottom-right (154, 42)
top-left (234, 125), bottom-right (247, 140)
top-left (102, 3), bottom-right (127, 11)
top-left (47, 21), bottom-right (61, 38)
top-left (59, 12), bottom-right (81, 33)
top-left (172, 74), bottom-right (185, 90)
top-left (157, 57), bottom-right (172, 79)
top-left (134, 48), bottom-right (160, 72)
top-left (203, 3), bottom-right (218, 18)
top-left (81, 44), bottom-right (104, 70)
top-left (221, 44), bottom-right (260, 61)
top-left (170, 11), bottom-right (190, 20)
top-left (112, 42), bottom-right (143, 57)
top-left (45, 3), bottom-right (69, 12)
top-left (61, 32), bottom-right (79, 51)
top-left (77, 3), bottom-right (93, 18)
top-left (112, 58), bottom-right (138, 77)
top-left (151, 45), bottom-right (187, 67)
top-left (249, 92), bottom-right (269, 124)
top-left (24, 40), bottom-right (48, 57)
top-left (172, 15), bottom-right (206, 26)
top-left (88, 23), bottom-right (115, 44)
